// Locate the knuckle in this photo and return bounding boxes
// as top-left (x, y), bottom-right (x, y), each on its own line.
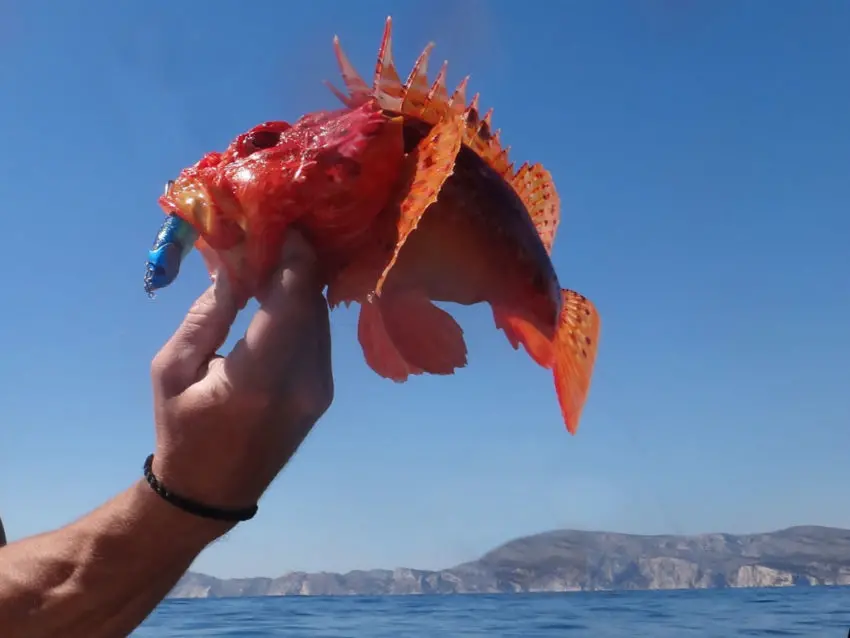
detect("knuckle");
top-left (179, 310), bottom-right (208, 343)
top-left (247, 389), bottom-right (276, 415)
top-left (292, 378), bottom-right (335, 423)
top-left (150, 349), bottom-right (172, 381)
top-left (315, 379), bottom-right (335, 417)
top-left (151, 344), bottom-right (191, 394)
top-left (188, 380), bottom-right (232, 415)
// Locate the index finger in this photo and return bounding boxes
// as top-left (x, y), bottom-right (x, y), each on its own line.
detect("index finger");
top-left (224, 231), bottom-right (329, 390)
top-left (151, 272), bottom-right (239, 398)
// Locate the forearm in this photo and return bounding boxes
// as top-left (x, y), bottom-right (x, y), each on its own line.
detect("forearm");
top-left (0, 481), bottom-right (232, 638)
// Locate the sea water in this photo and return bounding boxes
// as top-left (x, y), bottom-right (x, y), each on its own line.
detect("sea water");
top-left (135, 586), bottom-right (850, 637)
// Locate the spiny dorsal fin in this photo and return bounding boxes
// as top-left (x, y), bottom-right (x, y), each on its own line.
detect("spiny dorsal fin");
top-left (373, 18), bottom-right (405, 112)
top-left (327, 36), bottom-right (371, 107)
top-left (327, 16), bottom-right (560, 251)
top-left (400, 42), bottom-right (434, 115)
top-left (422, 60), bottom-right (450, 122)
top-left (327, 17), bottom-right (512, 177)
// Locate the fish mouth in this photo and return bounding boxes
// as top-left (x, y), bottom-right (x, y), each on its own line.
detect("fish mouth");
top-left (158, 178), bottom-right (217, 236)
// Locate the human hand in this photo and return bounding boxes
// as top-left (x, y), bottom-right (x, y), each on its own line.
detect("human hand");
top-left (147, 230), bottom-right (334, 526)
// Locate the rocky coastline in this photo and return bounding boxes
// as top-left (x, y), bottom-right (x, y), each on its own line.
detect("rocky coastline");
top-left (169, 525), bottom-right (850, 599)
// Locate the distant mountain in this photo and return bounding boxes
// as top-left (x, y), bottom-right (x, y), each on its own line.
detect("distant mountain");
top-left (168, 525), bottom-right (850, 598)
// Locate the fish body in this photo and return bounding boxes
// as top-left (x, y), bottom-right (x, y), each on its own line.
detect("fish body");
top-left (151, 17), bottom-right (601, 434)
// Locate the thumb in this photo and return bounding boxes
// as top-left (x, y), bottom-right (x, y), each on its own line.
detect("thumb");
top-left (152, 271), bottom-right (240, 397)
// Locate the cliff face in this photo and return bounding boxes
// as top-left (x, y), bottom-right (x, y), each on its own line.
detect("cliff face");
top-left (168, 525), bottom-right (850, 599)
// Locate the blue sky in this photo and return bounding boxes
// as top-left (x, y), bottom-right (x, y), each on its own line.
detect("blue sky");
top-left (1, 0), bottom-right (848, 579)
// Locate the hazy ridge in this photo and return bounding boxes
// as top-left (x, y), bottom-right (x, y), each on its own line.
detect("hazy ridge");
top-left (169, 525), bottom-right (850, 598)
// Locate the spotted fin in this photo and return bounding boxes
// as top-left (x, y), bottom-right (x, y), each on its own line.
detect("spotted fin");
top-left (374, 113), bottom-right (464, 295)
top-left (552, 290), bottom-right (601, 434)
top-left (510, 163), bottom-right (560, 254)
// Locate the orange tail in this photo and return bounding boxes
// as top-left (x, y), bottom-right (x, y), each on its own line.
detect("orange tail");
top-left (493, 289), bottom-right (599, 434)
top-left (552, 289), bottom-right (600, 434)
top-left (358, 290), bottom-right (468, 382)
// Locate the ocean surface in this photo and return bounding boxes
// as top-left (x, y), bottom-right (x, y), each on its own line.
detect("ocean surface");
top-left (134, 587), bottom-right (850, 637)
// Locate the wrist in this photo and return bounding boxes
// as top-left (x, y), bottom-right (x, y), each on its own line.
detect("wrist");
top-left (149, 446), bottom-right (264, 512)
top-left (146, 453), bottom-right (260, 523)
top-left (128, 479), bottom-right (236, 553)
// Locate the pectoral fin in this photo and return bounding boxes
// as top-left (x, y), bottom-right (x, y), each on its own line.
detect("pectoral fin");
top-left (374, 114), bottom-right (464, 295)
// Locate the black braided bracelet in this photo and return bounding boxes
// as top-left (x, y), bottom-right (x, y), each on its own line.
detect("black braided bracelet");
top-left (142, 454), bottom-right (258, 523)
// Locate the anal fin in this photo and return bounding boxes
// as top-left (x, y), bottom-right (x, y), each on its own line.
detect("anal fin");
top-left (493, 307), bottom-right (556, 369)
top-left (509, 162), bottom-right (560, 255)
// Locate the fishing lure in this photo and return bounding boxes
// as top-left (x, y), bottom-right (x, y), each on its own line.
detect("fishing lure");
top-left (144, 181), bottom-right (198, 297)
top-left (146, 17), bottom-right (601, 434)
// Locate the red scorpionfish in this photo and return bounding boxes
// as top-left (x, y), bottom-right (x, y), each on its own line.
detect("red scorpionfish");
top-left (151, 17), bottom-right (601, 434)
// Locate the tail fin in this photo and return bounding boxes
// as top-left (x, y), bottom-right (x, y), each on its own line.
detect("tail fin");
top-left (552, 290), bottom-right (601, 434)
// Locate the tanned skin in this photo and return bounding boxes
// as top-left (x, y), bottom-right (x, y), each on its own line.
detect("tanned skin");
top-left (0, 232), bottom-right (334, 638)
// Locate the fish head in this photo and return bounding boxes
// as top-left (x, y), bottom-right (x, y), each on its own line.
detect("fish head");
top-left (157, 101), bottom-right (405, 295)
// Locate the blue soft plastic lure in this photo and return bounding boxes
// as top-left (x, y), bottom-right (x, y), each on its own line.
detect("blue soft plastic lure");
top-left (144, 183), bottom-right (198, 297)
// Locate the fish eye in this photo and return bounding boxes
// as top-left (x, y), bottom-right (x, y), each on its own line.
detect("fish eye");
top-left (245, 129), bottom-right (281, 151)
